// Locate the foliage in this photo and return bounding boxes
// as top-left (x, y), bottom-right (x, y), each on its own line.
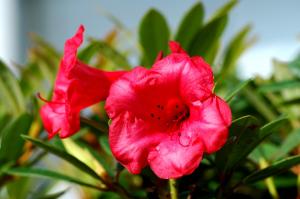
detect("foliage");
top-left (0, 1), bottom-right (300, 198)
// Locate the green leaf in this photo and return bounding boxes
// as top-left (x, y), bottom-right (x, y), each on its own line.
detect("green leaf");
top-left (83, 142), bottom-right (115, 177)
top-left (258, 80), bottom-right (300, 93)
top-left (0, 113), bottom-right (11, 136)
top-left (0, 60), bottom-right (25, 114)
top-left (220, 25), bottom-right (252, 77)
top-left (243, 155), bottom-right (300, 184)
top-left (174, 2), bottom-right (204, 49)
top-left (209, 0), bottom-right (237, 22)
top-left (99, 192), bottom-right (122, 199)
top-left (0, 113), bottom-right (33, 163)
top-left (5, 167), bottom-right (102, 190)
top-left (99, 136), bottom-right (112, 156)
top-left (30, 33), bottom-right (60, 61)
top-left (273, 129), bottom-right (300, 160)
top-left (22, 135), bottom-right (104, 183)
top-left (242, 86), bottom-right (277, 121)
top-left (139, 9), bottom-right (170, 67)
top-left (216, 115), bottom-right (259, 171)
top-left (280, 98), bottom-right (300, 106)
top-left (188, 15), bottom-right (228, 63)
top-left (224, 79), bottom-right (251, 103)
top-left (259, 115), bottom-right (287, 137)
top-left (37, 189), bottom-right (68, 199)
top-left (216, 115), bottom-right (287, 171)
top-left (62, 138), bottom-right (107, 178)
top-left (249, 143), bottom-right (279, 163)
top-left (288, 53), bottom-right (300, 78)
top-left (78, 41), bottom-right (131, 69)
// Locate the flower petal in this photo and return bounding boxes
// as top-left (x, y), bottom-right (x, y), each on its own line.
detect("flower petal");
top-left (152, 43), bottom-right (214, 103)
top-left (183, 95), bottom-right (232, 153)
top-left (40, 25), bottom-right (127, 138)
top-left (169, 41), bottom-right (187, 54)
top-left (109, 112), bottom-right (167, 174)
top-left (147, 136), bottom-right (204, 179)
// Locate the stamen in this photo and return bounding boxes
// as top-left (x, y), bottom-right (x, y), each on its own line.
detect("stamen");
top-left (37, 93), bottom-right (64, 105)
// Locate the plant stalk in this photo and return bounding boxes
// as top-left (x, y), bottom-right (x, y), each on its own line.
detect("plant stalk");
top-left (169, 179), bottom-right (178, 199)
top-left (259, 158), bottom-right (279, 199)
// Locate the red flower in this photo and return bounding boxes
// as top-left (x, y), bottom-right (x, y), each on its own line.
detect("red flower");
top-left (105, 42), bottom-right (231, 179)
top-left (40, 25), bottom-right (126, 138)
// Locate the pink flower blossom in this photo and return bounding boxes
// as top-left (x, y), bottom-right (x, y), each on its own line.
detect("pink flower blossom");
top-left (40, 25), bottom-right (126, 138)
top-left (40, 26), bottom-right (231, 179)
top-left (105, 41), bottom-right (232, 179)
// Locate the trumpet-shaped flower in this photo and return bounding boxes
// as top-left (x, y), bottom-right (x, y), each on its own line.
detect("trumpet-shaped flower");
top-left (105, 42), bottom-right (231, 179)
top-left (40, 25), bottom-right (126, 138)
top-left (40, 25), bottom-right (231, 178)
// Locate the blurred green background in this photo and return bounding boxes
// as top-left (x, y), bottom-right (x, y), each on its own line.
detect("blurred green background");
top-left (0, 0), bottom-right (300, 199)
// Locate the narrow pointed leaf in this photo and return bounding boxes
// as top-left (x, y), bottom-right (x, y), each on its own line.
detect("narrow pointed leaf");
top-left (0, 113), bottom-right (33, 163)
top-left (174, 2), bottom-right (204, 49)
top-left (22, 135), bottom-right (104, 182)
top-left (0, 60), bottom-right (25, 114)
top-left (216, 115), bottom-right (287, 171)
top-left (78, 41), bottom-right (131, 69)
top-left (221, 25), bottom-right (252, 77)
top-left (139, 9), bottom-right (170, 66)
top-left (273, 129), bottom-right (300, 160)
top-left (288, 53), bottom-right (300, 78)
top-left (5, 167), bottom-right (102, 190)
top-left (258, 80), bottom-right (300, 93)
top-left (188, 15), bottom-right (227, 63)
top-left (242, 86), bottom-right (277, 121)
top-left (37, 189), bottom-right (68, 199)
top-left (209, 0), bottom-right (237, 22)
top-left (224, 79), bottom-right (251, 103)
top-left (243, 155), bottom-right (300, 184)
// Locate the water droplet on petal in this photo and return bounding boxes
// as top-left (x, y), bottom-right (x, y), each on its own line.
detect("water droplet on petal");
top-left (192, 100), bottom-right (202, 107)
top-left (156, 146), bottom-right (160, 151)
top-left (179, 134), bottom-right (191, 147)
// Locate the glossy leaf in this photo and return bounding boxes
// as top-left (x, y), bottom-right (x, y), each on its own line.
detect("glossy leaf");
top-left (99, 136), bottom-right (112, 156)
top-left (188, 15), bottom-right (228, 63)
top-left (209, 0), bottom-right (237, 22)
top-left (220, 25), bottom-right (252, 77)
top-left (0, 113), bottom-right (11, 136)
top-left (5, 167), bottom-right (102, 190)
top-left (243, 155), bottom-right (300, 184)
top-left (242, 86), bottom-right (277, 121)
top-left (273, 129), bottom-right (300, 160)
top-left (0, 113), bottom-right (33, 163)
top-left (0, 60), bottom-right (25, 114)
top-left (22, 135), bottom-right (104, 183)
top-left (174, 2), bottom-right (204, 49)
top-left (288, 53), bottom-right (300, 78)
top-left (224, 79), bottom-right (251, 103)
top-left (62, 138), bottom-right (107, 178)
top-left (99, 192), bottom-right (122, 199)
top-left (216, 115), bottom-right (287, 171)
top-left (37, 189), bottom-right (68, 199)
top-left (258, 80), bottom-right (300, 93)
top-left (78, 41), bottom-right (131, 69)
top-left (139, 9), bottom-right (170, 67)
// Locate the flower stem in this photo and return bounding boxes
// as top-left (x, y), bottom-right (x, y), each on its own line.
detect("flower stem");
top-left (259, 157), bottom-right (279, 199)
top-left (169, 179), bottom-right (178, 199)
top-left (297, 174), bottom-right (300, 197)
